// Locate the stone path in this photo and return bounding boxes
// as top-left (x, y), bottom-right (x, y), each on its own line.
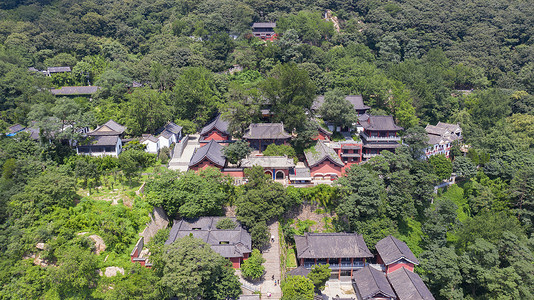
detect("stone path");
top-left (237, 221), bottom-right (282, 299)
top-left (168, 135), bottom-right (199, 171)
top-left (260, 222), bottom-right (282, 299)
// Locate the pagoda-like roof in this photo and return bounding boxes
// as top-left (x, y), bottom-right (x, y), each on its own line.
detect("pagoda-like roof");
top-left (360, 115), bottom-right (403, 131)
top-left (87, 119), bottom-right (126, 136)
top-left (294, 232), bottom-right (373, 259)
top-left (353, 266), bottom-right (397, 300)
top-left (189, 140), bottom-right (226, 167)
top-left (243, 123), bottom-right (291, 140)
top-left (200, 114), bottom-right (229, 136)
top-left (387, 267), bottom-right (435, 300)
top-left (305, 140), bottom-right (344, 168)
top-left (376, 235), bottom-right (419, 266)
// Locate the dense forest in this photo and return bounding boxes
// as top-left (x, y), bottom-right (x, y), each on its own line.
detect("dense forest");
top-left (1, 0), bottom-right (534, 299)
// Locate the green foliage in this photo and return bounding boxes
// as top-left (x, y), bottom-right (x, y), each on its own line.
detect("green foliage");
top-left (236, 166), bottom-right (292, 247)
top-left (429, 154), bottom-right (453, 180)
top-left (216, 217), bottom-right (237, 230)
top-left (241, 249), bottom-right (265, 280)
top-left (308, 264), bottom-right (330, 292)
top-left (281, 275), bottom-right (314, 300)
top-left (172, 67), bottom-right (224, 126)
top-left (277, 11), bottom-right (335, 46)
top-left (125, 88), bottom-right (171, 136)
top-left (223, 140), bottom-right (252, 165)
top-left (453, 156), bottom-right (477, 179)
top-left (160, 235), bottom-right (241, 299)
top-left (261, 63), bottom-right (316, 132)
top-left (145, 168), bottom-right (230, 218)
top-left (319, 88), bottom-right (358, 129)
top-left (263, 144), bottom-right (297, 163)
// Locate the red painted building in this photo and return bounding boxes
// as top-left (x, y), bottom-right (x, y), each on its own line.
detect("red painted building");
top-left (375, 235), bottom-right (419, 274)
top-left (199, 114), bottom-right (231, 144)
top-left (314, 126), bottom-right (332, 141)
top-left (188, 140), bottom-right (226, 171)
top-left (305, 140), bottom-right (344, 180)
top-left (304, 140), bottom-right (363, 180)
top-left (252, 22), bottom-right (277, 41)
top-left (359, 115), bottom-right (403, 161)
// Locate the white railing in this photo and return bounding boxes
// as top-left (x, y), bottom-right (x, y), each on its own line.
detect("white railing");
top-left (360, 132), bottom-right (401, 142)
top-left (363, 153), bottom-right (379, 158)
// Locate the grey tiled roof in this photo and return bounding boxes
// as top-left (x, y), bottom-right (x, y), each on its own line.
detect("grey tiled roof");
top-left (243, 123), bottom-right (291, 140)
top-left (200, 114), bottom-right (229, 136)
top-left (47, 66), bottom-right (71, 73)
top-left (376, 235), bottom-right (419, 266)
top-left (294, 233), bottom-right (373, 259)
top-left (305, 140), bottom-right (344, 168)
top-left (288, 265), bottom-right (311, 277)
top-left (7, 124), bottom-right (25, 134)
top-left (165, 217), bottom-right (252, 258)
top-left (24, 127), bottom-right (40, 140)
top-left (88, 119), bottom-right (126, 136)
top-left (50, 86), bottom-right (100, 95)
top-left (387, 268), bottom-right (434, 300)
top-left (240, 156), bottom-right (295, 168)
top-left (140, 134), bottom-right (159, 143)
top-left (157, 121), bottom-right (182, 136)
top-left (80, 135), bottom-right (119, 146)
top-left (425, 122), bottom-right (462, 146)
top-left (360, 115), bottom-right (403, 131)
top-left (313, 95), bottom-right (370, 111)
top-left (353, 266), bottom-right (396, 300)
top-left (252, 22), bottom-right (276, 28)
top-left (189, 140), bottom-right (226, 167)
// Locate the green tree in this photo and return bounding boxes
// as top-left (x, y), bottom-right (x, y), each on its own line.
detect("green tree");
top-left (377, 35), bottom-right (401, 64)
top-left (335, 165), bottom-right (385, 230)
top-left (221, 85), bottom-right (261, 138)
top-left (125, 88), bottom-right (171, 136)
top-left (453, 156), bottom-right (477, 179)
top-left (261, 63), bottom-right (316, 132)
top-left (172, 67), bottom-right (223, 126)
top-left (419, 246), bottom-right (463, 300)
top-left (236, 166), bottom-right (290, 247)
top-left (429, 154), bottom-right (453, 180)
top-left (9, 168), bottom-right (77, 217)
top-left (47, 245), bottom-right (99, 298)
top-left (241, 249), bottom-right (265, 280)
top-left (308, 263), bottom-right (330, 292)
top-left (145, 168), bottom-right (229, 218)
top-left (160, 235), bottom-right (241, 299)
top-left (403, 126), bottom-right (429, 159)
top-left (223, 140), bottom-right (252, 165)
top-left (216, 217), bottom-right (237, 230)
top-left (319, 89), bottom-right (358, 130)
top-left (95, 69), bottom-right (132, 101)
top-left (281, 275), bottom-right (314, 300)
top-left (508, 166), bottom-right (534, 230)
top-left (263, 144), bottom-right (297, 163)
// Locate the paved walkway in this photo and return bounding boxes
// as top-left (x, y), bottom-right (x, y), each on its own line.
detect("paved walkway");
top-left (261, 222), bottom-right (282, 299)
top-left (238, 222), bottom-right (282, 299)
top-left (168, 135), bottom-right (199, 171)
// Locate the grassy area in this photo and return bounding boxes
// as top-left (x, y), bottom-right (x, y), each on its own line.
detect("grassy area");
top-left (436, 184), bottom-right (469, 223)
top-left (285, 247), bottom-right (297, 268)
top-left (398, 217), bottom-right (424, 257)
